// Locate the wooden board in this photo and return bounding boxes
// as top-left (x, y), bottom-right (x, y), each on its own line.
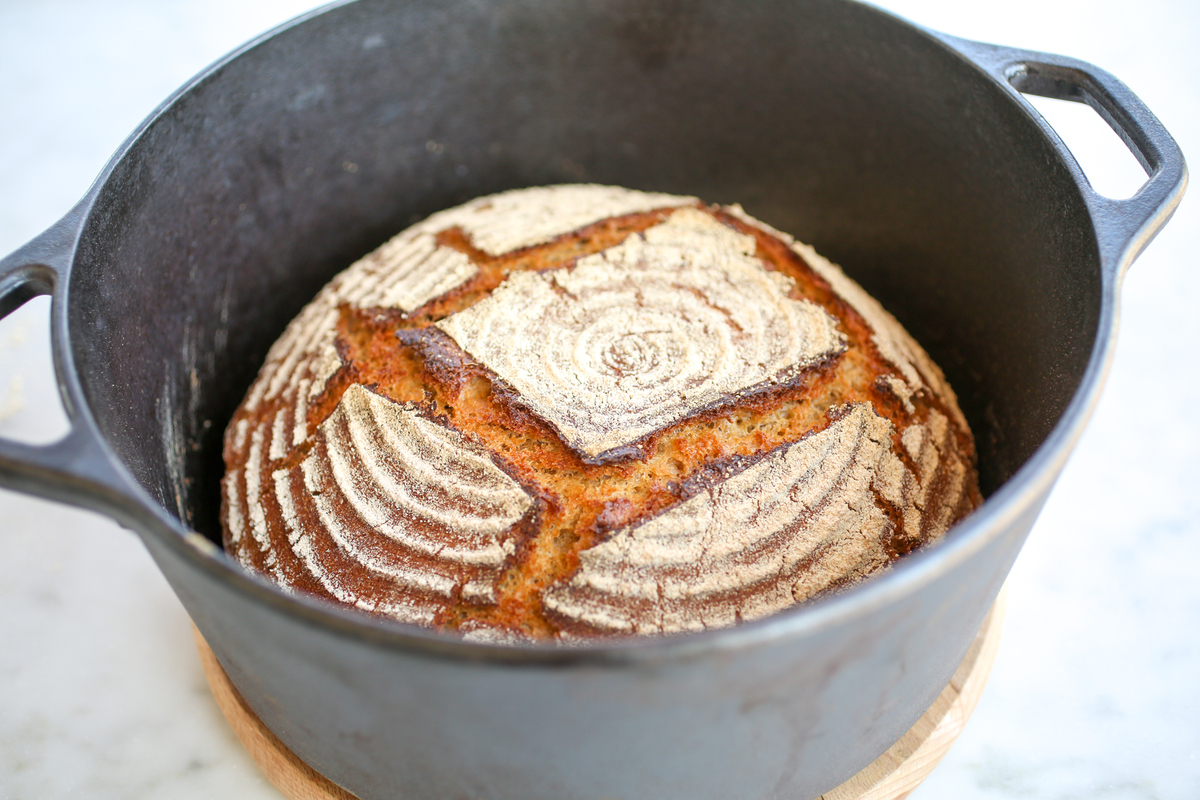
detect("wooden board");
top-left (194, 589), bottom-right (1005, 800)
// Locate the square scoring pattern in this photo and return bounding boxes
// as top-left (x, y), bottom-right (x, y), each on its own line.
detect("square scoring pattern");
top-left (436, 209), bottom-right (844, 460)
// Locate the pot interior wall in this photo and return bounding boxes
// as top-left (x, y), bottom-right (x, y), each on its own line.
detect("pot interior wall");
top-left (67, 0), bottom-right (1100, 542)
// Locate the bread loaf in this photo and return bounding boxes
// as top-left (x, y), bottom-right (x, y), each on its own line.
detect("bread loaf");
top-left (221, 184), bottom-right (981, 641)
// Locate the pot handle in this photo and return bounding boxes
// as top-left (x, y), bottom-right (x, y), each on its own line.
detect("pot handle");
top-left (0, 212), bottom-right (150, 527)
top-left (937, 34), bottom-right (1188, 281)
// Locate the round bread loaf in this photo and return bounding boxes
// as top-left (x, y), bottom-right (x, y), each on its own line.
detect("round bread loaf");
top-left (221, 184), bottom-right (981, 641)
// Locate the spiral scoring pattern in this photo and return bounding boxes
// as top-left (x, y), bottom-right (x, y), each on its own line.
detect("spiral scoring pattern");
top-left (542, 404), bottom-right (893, 634)
top-left (227, 385), bottom-right (533, 623)
top-left (223, 184), bottom-right (979, 639)
top-left (437, 208), bottom-right (845, 460)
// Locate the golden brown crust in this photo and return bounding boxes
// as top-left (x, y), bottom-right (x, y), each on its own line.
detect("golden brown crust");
top-left (221, 185), bottom-right (982, 641)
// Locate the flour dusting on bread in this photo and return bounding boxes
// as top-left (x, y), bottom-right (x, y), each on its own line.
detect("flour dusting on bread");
top-left (221, 185), bottom-right (981, 640)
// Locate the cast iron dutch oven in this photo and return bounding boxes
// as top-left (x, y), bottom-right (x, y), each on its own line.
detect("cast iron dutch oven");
top-left (0, 1), bottom-right (1187, 798)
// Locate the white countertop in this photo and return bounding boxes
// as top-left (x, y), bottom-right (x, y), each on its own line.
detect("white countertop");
top-left (1, 1), bottom-right (1197, 798)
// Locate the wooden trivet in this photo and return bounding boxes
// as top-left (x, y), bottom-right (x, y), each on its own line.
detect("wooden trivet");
top-left (194, 589), bottom-right (1005, 800)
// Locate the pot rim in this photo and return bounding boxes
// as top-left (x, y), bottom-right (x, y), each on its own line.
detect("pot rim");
top-left (2, 0), bottom-right (1186, 667)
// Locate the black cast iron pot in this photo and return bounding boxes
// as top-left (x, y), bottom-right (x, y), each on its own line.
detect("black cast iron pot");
top-left (0, 1), bottom-right (1186, 798)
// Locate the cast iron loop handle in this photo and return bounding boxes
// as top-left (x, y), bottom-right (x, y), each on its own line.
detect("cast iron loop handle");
top-left (938, 34), bottom-right (1188, 282)
top-left (0, 215), bottom-right (148, 525)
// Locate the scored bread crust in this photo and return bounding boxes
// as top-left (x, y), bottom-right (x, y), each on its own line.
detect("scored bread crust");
top-left (221, 184), bottom-right (981, 641)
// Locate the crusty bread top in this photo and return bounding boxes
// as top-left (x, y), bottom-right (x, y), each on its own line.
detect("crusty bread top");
top-left (436, 208), bottom-right (845, 461)
top-left (222, 184), bottom-right (980, 640)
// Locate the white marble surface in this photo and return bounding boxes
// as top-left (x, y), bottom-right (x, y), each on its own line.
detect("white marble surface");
top-left (1, 1), bottom-right (1197, 798)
